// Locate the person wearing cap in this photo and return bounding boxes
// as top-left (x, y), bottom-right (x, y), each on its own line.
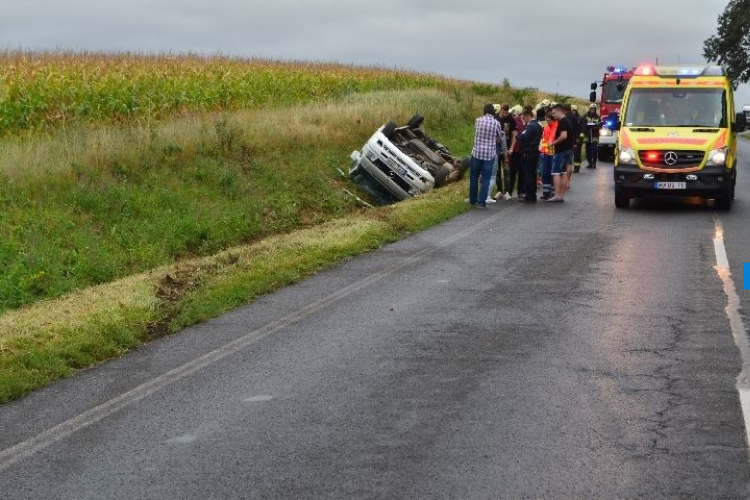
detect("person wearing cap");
top-left (583, 103), bottom-right (601, 169)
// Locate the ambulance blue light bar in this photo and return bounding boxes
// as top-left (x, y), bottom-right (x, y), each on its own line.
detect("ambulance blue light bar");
top-left (634, 65), bottom-right (726, 77)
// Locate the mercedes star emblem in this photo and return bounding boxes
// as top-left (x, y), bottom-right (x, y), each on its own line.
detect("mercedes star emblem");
top-left (664, 151), bottom-right (679, 166)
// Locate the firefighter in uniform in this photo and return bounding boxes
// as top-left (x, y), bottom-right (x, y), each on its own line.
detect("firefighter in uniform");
top-left (583, 103), bottom-right (601, 169)
top-left (570, 105), bottom-right (584, 173)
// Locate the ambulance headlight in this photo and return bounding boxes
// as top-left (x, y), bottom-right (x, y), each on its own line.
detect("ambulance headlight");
top-left (599, 128), bottom-right (613, 137)
top-left (707, 148), bottom-right (728, 165)
top-left (618, 147), bottom-right (637, 165)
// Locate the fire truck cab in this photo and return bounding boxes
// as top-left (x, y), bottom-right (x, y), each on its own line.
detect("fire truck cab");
top-left (590, 66), bottom-right (634, 161)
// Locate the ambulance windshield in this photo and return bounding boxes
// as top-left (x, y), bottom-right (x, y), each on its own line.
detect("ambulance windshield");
top-left (624, 88), bottom-right (727, 128)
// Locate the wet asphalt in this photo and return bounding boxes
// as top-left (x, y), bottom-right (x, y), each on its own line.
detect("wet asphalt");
top-left (2, 142), bottom-right (750, 499)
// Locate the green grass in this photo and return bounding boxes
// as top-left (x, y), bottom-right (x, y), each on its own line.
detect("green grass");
top-left (0, 89), bottom-right (481, 313)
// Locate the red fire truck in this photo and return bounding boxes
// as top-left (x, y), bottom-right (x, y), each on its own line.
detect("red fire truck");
top-left (590, 66), bottom-right (634, 160)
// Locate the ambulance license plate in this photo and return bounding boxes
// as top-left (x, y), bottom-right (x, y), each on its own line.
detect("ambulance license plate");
top-left (654, 182), bottom-right (686, 190)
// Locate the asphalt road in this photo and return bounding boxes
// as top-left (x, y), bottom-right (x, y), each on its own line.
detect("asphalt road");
top-left (2, 142), bottom-right (750, 499)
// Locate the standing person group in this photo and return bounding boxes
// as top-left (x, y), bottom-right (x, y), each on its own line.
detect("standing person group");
top-left (468, 99), bottom-right (595, 208)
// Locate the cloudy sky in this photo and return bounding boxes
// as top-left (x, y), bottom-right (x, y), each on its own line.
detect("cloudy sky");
top-left (1, 0), bottom-right (749, 107)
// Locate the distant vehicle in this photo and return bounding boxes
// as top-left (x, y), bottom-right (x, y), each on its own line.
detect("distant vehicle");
top-left (744, 104), bottom-right (750, 122)
top-left (590, 66), bottom-right (634, 161)
top-left (608, 65), bottom-right (747, 210)
top-left (349, 115), bottom-right (468, 202)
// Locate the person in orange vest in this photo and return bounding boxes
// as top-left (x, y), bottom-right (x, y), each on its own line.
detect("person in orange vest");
top-left (539, 111), bottom-right (558, 200)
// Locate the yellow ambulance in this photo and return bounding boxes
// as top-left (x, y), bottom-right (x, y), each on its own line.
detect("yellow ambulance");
top-left (608, 65), bottom-right (747, 210)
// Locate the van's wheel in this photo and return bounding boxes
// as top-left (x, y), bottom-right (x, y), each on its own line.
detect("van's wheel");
top-left (433, 164), bottom-right (452, 188)
top-left (407, 114), bottom-right (425, 129)
top-left (382, 121), bottom-right (397, 139)
top-left (614, 187), bottom-right (630, 209)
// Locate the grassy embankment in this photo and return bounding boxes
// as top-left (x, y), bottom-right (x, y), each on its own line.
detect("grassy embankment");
top-left (0, 52), bottom-right (549, 403)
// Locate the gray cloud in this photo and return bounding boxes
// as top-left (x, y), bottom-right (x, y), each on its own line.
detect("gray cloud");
top-left (1, 0), bottom-right (748, 105)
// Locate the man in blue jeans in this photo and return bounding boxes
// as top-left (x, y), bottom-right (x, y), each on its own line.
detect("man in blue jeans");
top-left (547, 104), bottom-right (574, 203)
top-left (468, 103), bottom-right (503, 209)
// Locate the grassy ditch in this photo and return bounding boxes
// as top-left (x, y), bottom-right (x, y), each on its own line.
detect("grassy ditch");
top-left (0, 86), bottom-right (483, 403)
top-left (0, 89), bottom-right (481, 313)
top-left (0, 182), bottom-right (470, 403)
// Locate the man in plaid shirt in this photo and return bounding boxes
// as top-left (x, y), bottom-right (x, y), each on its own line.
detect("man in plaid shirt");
top-left (469, 103), bottom-right (503, 208)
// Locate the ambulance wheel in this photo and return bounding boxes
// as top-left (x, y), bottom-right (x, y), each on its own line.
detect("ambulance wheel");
top-left (614, 188), bottom-right (630, 209)
top-left (715, 191), bottom-right (733, 211)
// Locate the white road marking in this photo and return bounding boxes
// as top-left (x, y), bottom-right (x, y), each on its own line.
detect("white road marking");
top-left (166, 434), bottom-right (198, 444)
top-left (713, 215), bottom-right (750, 461)
top-left (0, 204), bottom-right (520, 473)
top-left (243, 395), bottom-right (274, 403)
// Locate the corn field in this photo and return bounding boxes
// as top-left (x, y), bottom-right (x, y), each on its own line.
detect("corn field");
top-left (0, 51), bottom-right (469, 136)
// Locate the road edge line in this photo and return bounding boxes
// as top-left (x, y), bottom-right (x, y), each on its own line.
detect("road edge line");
top-left (713, 214), bottom-right (750, 464)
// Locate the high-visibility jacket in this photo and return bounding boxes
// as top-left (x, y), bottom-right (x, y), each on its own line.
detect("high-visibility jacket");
top-left (540, 120), bottom-right (558, 155)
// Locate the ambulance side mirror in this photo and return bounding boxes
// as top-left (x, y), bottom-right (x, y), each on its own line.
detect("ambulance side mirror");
top-left (734, 112), bottom-right (747, 133)
top-left (606, 112), bottom-right (621, 131)
top-left (589, 91), bottom-right (597, 103)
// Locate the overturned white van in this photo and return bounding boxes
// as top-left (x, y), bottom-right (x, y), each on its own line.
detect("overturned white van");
top-left (350, 115), bottom-right (468, 202)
